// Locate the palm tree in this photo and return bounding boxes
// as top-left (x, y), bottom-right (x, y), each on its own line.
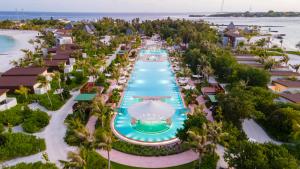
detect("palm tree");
top-left (296, 41), bottom-right (300, 51)
top-left (97, 131), bottom-right (113, 169)
top-left (10, 60), bottom-right (20, 67)
top-left (92, 96), bottom-right (112, 128)
top-left (202, 65), bottom-right (214, 81)
top-left (52, 71), bottom-right (64, 100)
top-left (290, 64), bottom-right (300, 73)
top-left (60, 148), bottom-right (87, 169)
top-left (207, 122), bottom-right (227, 156)
top-left (263, 58), bottom-right (279, 71)
top-left (15, 85), bottom-right (30, 100)
top-left (280, 55), bottom-right (290, 66)
top-left (187, 127), bottom-right (209, 169)
top-left (88, 67), bottom-right (99, 82)
top-left (37, 75), bottom-right (53, 108)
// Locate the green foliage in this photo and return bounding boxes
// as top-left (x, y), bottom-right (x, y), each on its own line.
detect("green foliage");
top-left (176, 111), bottom-right (208, 141)
top-left (3, 162), bottom-right (58, 169)
top-left (22, 110), bottom-right (50, 133)
top-left (0, 104), bottom-right (29, 126)
top-left (86, 150), bottom-right (108, 169)
top-left (197, 153), bottom-right (219, 169)
top-left (110, 89), bottom-right (121, 103)
top-left (218, 86), bottom-right (261, 127)
top-left (112, 140), bottom-right (189, 156)
top-left (233, 65), bottom-right (270, 87)
top-left (225, 141), bottom-right (299, 169)
top-left (287, 51), bottom-right (300, 56)
top-left (0, 133), bottom-right (46, 162)
top-left (0, 123), bottom-right (4, 133)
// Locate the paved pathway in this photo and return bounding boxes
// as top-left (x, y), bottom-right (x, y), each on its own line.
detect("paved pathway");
top-left (242, 119), bottom-right (281, 145)
top-left (2, 91), bottom-right (79, 167)
top-left (85, 115), bottom-right (98, 134)
top-left (97, 149), bottom-right (198, 168)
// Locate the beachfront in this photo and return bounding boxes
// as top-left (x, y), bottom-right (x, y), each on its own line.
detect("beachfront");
top-left (0, 29), bottom-right (38, 73)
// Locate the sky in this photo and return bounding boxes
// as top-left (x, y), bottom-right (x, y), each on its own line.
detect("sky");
top-left (0, 0), bottom-right (300, 13)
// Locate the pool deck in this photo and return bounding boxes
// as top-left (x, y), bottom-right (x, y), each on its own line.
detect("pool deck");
top-left (97, 149), bottom-right (198, 168)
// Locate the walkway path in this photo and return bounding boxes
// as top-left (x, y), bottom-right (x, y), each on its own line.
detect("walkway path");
top-left (97, 149), bottom-right (198, 168)
top-left (242, 119), bottom-right (281, 145)
top-left (2, 91), bottom-right (79, 167)
top-left (85, 115), bottom-right (98, 134)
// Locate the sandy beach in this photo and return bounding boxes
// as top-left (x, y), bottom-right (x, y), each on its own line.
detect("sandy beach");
top-left (0, 29), bottom-right (39, 73)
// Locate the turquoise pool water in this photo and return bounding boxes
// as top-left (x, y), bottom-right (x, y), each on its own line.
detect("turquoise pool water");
top-left (0, 35), bottom-right (15, 53)
top-left (114, 49), bottom-right (187, 143)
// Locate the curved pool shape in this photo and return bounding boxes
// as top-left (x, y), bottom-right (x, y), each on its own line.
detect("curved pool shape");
top-left (114, 49), bottom-right (187, 144)
top-left (0, 35), bottom-right (15, 53)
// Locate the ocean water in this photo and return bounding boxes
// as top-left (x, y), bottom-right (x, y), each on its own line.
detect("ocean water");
top-left (0, 11), bottom-right (299, 49)
top-left (0, 35), bottom-right (15, 53)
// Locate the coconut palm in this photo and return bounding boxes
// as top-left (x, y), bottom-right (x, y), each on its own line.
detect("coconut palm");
top-left (60, 148), bottom-right (87, 169)
top-left (207, 122), bottom-right (227, 155)
top-left (10, 60), bottom-right (20, 67)
top-left (88, 67), bottom-right (99, 82)
top-left (290, 64), bottom-right (300, 73)
top-left (202, 65), bottom-right (214, 81)
top-left (263, 58), bottom-right (279, 71)
top-left (280, 55), bottom-right (290, 66)
top-left (15, 85), bottom-right (30, 100)
top-left (187, 127), bottom-right (209, 169)
top-left (37, 75), bottom-right (52, 108)
top-left (92, 96), bottom-right (112, 128)
top-left (97, 131), bottom-right (113, 169)
top-left (52, 71), bottom-right (64, 100)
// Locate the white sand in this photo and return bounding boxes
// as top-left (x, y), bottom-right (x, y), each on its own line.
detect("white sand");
top-left (0, 29), bottom-right (39, 73)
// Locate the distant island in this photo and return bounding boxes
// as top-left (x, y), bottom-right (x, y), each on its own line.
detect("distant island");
top-left (209, 10), bottom-right (300, 17)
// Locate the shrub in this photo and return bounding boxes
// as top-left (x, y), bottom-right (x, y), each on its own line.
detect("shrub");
top-left (3, 162), bottom-right (58, 169)
top-left (22, 110), bottom-right (50, 133)
top-left (197, 153), bottom-right (219, 169)
top-left (0, 123), bottom-right (4, 133)
top-left (112, 140), bottom-right (189, 156)
top-left (0, 105), bottom-right (30, 126)
top-left (0, 133), bottom-right (46, 162)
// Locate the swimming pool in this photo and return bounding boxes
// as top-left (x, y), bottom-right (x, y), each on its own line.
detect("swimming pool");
top-left (0, 35), bottom-right (15, 53)
top-left (113, 49), bottom-right (187, 144)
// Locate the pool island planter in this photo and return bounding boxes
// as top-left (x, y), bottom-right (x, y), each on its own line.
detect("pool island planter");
top-left (111, 47), bottom-right (188, 146)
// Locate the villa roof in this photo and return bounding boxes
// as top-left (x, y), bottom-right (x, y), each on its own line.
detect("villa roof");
top-left (0, 76), bottom-right (38, 87)
top-left (0, 89), bottom-right (9, 96)
top-left (51, 53), bottom-right (70, 60)
top-left (280, 93), bottom-right (300, 103)
top-left (2, 67), bottom-right (47, 76)
top-left (270, 71), bottom-right (300, 76)
top-left (44, 59), bottom-right (66, 67)
top-left (273, 79), bottom-right (300, 88)
top-left (201, 87), bottom-right (216, 94)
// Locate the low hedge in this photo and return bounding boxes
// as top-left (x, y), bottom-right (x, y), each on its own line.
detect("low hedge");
top-left (0, 133), bottom-right (46, 162)
top-left (3, 162), bottom-right (58, 169)
top-left (0, 104), bottom-right (29, 126)
top-left (22, 110), bottom-right (50, 133)
top-left (112, 140), bottom-right (190, 156)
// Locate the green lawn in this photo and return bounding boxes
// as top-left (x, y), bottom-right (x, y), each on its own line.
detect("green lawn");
top-left (112, 161), bottom-right (195, 169)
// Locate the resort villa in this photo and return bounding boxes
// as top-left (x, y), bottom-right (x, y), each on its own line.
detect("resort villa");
top-left (0, 89), bottom-right (17, 111)
top-left (270, 79), bottom-right (300, 93)
top-left (222, 22), bottom-right (246, 48)
top-left (0, 67), bottom-right (51, 94)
